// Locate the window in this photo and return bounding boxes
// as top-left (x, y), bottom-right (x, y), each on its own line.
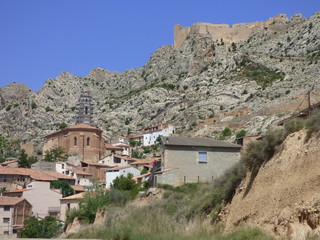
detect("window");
top-left (198, 152), bottom-right (207, 163)
top-left (85, 106), bottom-right (88, 114)
top-left (86, 137), bottom-right (90, 146)
top-left (74, 137), bottom-right (77, 146)
top-left (3, 218), bottom-right (10, 223)
top-left (3, 206), bottom-right (10, 211)
top-left (4, 231), bottom-right (9, 235)
top-left (62, 164), bottom-right (65, 169)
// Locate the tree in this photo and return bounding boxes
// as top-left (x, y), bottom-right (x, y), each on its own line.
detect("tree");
top-left (44, 146), bottom-right (68, 162)
top-left (18, 149), bottom-right (37, 168)
top-left (236, 130), bottom-right (247, 138)
top-left (21, 216), bottom-right (62, 238)
top-left (111, 173), bottom-right (138, 193)
top-left (59, 122), bottom-right (68, 129)
top-left (50, 180), bottom-right (74, 197)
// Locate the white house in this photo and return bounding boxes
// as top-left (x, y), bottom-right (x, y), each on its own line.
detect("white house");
top-left (143, 124), bottom-right (175, 146)
top-left (105, 166), bottom-right (140, 188)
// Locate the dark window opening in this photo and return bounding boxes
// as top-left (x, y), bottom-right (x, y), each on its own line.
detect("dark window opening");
top-left (86, 137), bottom-right (90, 146)
top-left (74, 137), bottom-right (77, 146)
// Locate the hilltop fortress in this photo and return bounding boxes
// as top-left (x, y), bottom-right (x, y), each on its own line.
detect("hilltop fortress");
top-left (174, 14), bottom-right (302, 48)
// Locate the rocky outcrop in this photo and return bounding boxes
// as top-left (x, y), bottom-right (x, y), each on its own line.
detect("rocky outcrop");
top-left (0, 11), bottom-right (319, 150)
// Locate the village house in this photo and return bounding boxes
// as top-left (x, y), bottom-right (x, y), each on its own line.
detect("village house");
top-left (154, 136), bottom-right (241, 186)
top-left (0, 167), bottom-right (75, 191)
top-left (60, 192), bottom-right (84, 222)
top-left (65, 168), bottom-right (93, 187)
top-left (0, 159), bottom-right (18, 168)
top-left (127, 133), bottom-right (143, 145)
top-left (105, 166), bottom-right (140, 188)
top-left (3, 181), bottom-right (62, 219)
top-left (0, 196), bottom-right (32, 235)
top-left (79, 161), bottom-right (113, 182)
top-left (143, 124), bottom-right (175, 146)
top-left (235, 135), bottom-right (263, 152)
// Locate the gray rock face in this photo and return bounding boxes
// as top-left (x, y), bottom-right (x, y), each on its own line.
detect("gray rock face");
top-left (0, 12), bottom-right (319, 149)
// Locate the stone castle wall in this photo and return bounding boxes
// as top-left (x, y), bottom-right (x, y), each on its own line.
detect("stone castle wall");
top-left (174, 14), bottom-right (289, 48)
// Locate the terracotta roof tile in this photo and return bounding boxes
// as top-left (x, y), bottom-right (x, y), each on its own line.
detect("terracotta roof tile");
top-left (43, 171), bottom-right (75, 180)
top-left (5, 189), bottom-right (32, 193)
top-left (0, 196), bottom-right (25, 206)
top-left (1, 159), bottom-right (18, 165)
top-left (71, 185), bottom-right (85, 192)
top-left (67, 168), bottom-right (93, 176)
top-left (105, 144), bottom-right (122, 150)
top-left (61, 192), bottom-right (85, 200)
top-left (68, 123), bottom-right (100, 130)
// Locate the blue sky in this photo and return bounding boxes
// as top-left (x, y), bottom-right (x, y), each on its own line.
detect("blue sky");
top-left (0, 1), bottom-right (319, 92)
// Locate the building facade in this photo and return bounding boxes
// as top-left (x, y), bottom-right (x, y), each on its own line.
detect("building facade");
top-left (0, 196), bottom-right (32, 235)
top-left (143, 124), bottom-right (175, 146)
top-left (43, 123), bottom-right (106, 162)
top-left (156, 136), bottom-right (241, 186)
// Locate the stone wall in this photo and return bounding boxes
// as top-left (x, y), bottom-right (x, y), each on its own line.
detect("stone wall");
top-left (174, 14), bottom-right (289, 48)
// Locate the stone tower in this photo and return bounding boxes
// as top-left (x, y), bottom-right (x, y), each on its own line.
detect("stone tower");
top-left (76, 90), bottom-right (94, 125)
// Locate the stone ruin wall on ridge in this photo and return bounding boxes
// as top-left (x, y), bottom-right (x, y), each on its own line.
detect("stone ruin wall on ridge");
top-left (174, 14), bottom-right (291, 49)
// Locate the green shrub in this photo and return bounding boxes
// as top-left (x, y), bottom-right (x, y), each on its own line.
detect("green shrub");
top-left (31, 101), bottom-right (37, 109)
top-left (305, 111), bottom-right (320, 136)
top-left (5, 105), bottom-right (12, 111)
top-left (236, 129), bottom-right (247, 138)
top-left (45, 106), bottom-right (53, 112)
top-left (241, 129), bottom-right (285, 173)
top-left (50, 180), bottom-right (74, 197)
top-left (21, 216), bottom-right (62, 238)
top-left (222, 127), bottom-right (232, 137)
top-left (284, 118), bottom-right (304, 136)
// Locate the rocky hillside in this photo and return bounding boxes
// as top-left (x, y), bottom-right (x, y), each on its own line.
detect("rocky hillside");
top-left (0, 12), bottom-right (319, 149)
top-left (221, 129), bottom-right (320, 239)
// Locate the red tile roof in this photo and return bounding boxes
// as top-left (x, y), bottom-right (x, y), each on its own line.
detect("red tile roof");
top-left (0, 167), bottom-right (56, 181)
top-left (81, 161), bottom-right (112, 168)
top-left (5, 189), bottom-right (32, 193)
top-left (0, 196), bottom-right (25, 206)
top-left (67, 168), bottom-right (93, 176)
top-left (68, 123), bottom-right (100, 130)
top-left (71, 185), bottom-right (85, 192)
top-left (105, 144), bottom-right (122, 150)
top-left (1, 159), bottom-right (18, 165)
top-left (106, 165), bottom-right (133, 171)
top-left (61, 192), bottom-right (84, 200)
top-left (43, 171), bottom-right (75, 180)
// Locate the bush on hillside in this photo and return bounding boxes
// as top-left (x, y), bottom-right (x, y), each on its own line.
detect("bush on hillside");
top-left (241, 129), bottom-right (285, 173)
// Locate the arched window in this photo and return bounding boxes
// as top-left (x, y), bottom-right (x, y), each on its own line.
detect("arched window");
top-left (74, 137), bottom-right (77, 146)
top-left (85, 106), bottom-right (88, 114)
top-left (86, 137), bottom-right (90, 146)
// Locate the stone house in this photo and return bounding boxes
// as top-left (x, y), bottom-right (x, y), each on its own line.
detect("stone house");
top-left (235, 135), bottom-right (263, 152)
top-left (3, 181), bottom-right (61, 219)
top-left (0, 196), bottom-right (32, 235)
top-left (105, 166), bottom-right (140, 188)
top-left (42, 123), bottom-right (106, 162)
top-left (0, 159), bottom-right (18, 168)
top-left (60, 192), bottom-right (84, 222)
top-left (143, 124), bottom-right (175, 146)
top-left (155, 136), bottom-right (241, 186)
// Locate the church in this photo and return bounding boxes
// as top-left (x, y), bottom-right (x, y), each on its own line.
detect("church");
top-left (42, 90), bottom-right (106, 162)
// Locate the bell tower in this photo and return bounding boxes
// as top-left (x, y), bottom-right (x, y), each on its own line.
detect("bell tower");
top-left (76, 90), bottom-right (94, 125)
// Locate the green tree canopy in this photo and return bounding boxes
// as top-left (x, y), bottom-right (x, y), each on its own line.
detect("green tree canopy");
top-left (50, 180), bottom-right (74, 197)
top-left (44, 146), bottom-right (68, 162)
top-left (21, 216), bottom-right (62, 238)
top-left (18, 149), bottom-right (37, 168)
